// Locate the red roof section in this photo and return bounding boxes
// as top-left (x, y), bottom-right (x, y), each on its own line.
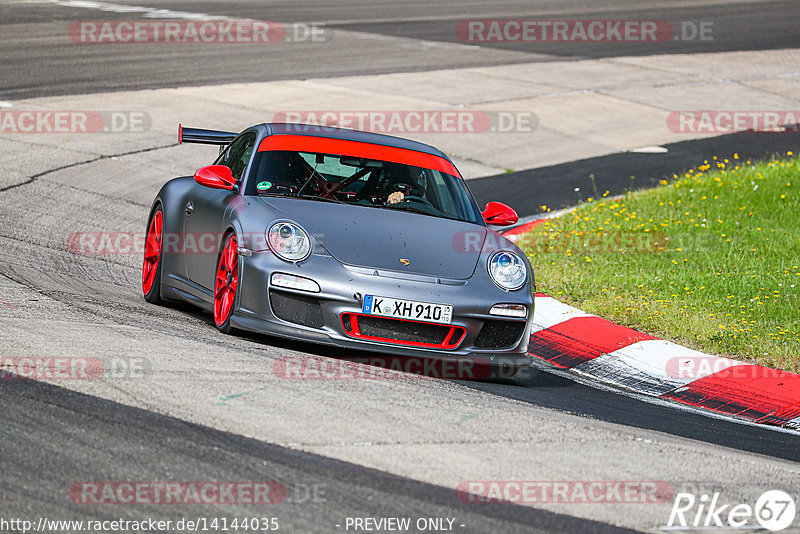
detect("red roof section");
top-left (258, 135), bottom-right (460, 176)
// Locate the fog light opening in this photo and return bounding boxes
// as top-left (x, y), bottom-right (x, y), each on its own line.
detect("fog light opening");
top-left (489, 304), bottom-right (527, 318)
top-left (270, 273), bottom-right (320, 293)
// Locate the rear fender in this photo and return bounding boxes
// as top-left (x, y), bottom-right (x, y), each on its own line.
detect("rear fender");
top-left (149, 176), bottom-right (196, 293)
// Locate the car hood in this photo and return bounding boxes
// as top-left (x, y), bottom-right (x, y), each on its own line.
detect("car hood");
top-left (259, 197), bottom-right (487, 279)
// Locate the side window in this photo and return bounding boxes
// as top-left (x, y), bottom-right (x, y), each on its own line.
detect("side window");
top-left (217, 133), bottom-right (256, 182)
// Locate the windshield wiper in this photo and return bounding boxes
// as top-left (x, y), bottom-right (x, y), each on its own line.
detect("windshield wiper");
top-left (385, 204), bottom-right (436, 216)
top-left (383, 203), bottom-right (464, 222)
top-left (295, 194), bottom-right (344, 204)
top-left (258, 192), bottom-right (342, 204)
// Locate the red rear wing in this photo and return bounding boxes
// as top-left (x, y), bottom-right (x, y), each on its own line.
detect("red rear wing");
top-left (257, 135), bottom-right (460, 177)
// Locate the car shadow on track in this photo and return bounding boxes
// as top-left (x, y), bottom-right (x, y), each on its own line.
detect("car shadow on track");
top-left (167, 298), bottom-right (561, 386)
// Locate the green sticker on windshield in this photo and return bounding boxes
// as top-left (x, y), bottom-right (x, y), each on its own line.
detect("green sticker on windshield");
top-left (256, 181), bottom-right (272, 191)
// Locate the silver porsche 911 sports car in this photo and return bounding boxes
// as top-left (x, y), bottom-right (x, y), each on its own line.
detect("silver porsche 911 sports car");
top-left (143, 123), bottom-right (535, 374)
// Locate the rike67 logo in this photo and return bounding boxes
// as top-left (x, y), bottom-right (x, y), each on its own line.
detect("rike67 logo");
top-left (666, 490), bottom-right (796, 531)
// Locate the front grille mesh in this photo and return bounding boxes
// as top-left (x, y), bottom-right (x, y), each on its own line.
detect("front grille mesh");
top-left (474, 320), bottom-right (526, 349)
top-left (356, 315), bottom-right (451, 345)
top-left (269, 289), bottom-right (324, 329)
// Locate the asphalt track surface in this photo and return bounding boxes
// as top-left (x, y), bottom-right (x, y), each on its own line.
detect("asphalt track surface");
top-left (1, 378), bottom-right (635, 534)
top-left (2, 1), bottom-right (800, 533)
top-left (2, 0), bottom-right (799, 99)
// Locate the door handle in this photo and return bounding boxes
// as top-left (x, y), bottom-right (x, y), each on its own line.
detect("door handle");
top-left (185, 201), bottom-right (194, 215)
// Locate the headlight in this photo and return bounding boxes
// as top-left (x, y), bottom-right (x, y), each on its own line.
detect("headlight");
top-left (267, 222), bottom-right (311, 262)
top-left (488, 251), bottom-right (527, 291)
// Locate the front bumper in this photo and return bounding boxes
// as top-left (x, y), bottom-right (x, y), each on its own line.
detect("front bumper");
top-left (232, 249), bottom-right (534, 366)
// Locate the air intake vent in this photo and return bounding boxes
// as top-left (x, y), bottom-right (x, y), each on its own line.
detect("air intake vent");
top-left (340, 313), bottom-right (465, 349)
top-left (269, 289), bottom-right (324, 329)
top-left (474, 320), bottom-right (526, 349)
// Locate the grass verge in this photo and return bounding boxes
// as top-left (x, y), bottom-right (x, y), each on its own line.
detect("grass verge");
top-left (519, 152), bottom-right (799, 372)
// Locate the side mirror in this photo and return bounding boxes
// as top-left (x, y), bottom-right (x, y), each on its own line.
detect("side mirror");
top-left (194, 165), bottom-right (236, 191)
top-left (482, 201), bottom-right (519, 226)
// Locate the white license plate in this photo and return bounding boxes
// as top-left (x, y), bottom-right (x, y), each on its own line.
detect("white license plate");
top-left (362, 295), bottom-right (452, 324)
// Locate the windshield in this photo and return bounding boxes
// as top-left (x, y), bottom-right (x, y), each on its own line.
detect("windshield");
top-left (245, 150), bottom-right (483, 224)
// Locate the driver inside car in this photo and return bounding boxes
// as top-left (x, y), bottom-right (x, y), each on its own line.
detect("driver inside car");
top-left (379, 163), bottom-right (426, 205)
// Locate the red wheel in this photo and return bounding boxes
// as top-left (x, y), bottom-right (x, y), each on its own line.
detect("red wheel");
top-left (214, 233), bottom-right (239, 331)
top-left (142, 207), bottom-right (163, 303)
